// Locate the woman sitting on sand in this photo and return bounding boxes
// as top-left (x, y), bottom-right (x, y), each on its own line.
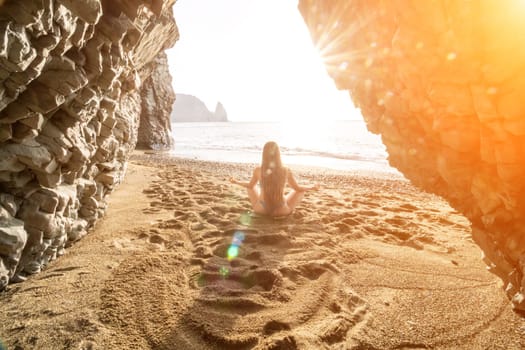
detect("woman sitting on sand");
top-left (230, 141), bottom-right (319, 217)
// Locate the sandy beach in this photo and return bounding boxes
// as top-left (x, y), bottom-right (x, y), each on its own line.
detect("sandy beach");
top-left (1, 151), bottom-right (524, 350)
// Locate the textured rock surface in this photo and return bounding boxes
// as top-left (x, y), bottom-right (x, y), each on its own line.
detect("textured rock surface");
top-left (299, 0), bottom-right (525, 311)
top-left (171, 93), bottom-right (228, 122)
top-left (213, 101), bottom-right (228, 122)
top-left (136, 51), bottom-right (175, 150)
top-left (0, 0), bottom-right (178, 287)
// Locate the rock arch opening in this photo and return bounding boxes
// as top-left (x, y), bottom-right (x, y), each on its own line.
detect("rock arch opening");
top-left (0, 0), bottom-right (524, 312)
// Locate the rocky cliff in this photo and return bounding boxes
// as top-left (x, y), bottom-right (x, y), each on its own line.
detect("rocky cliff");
top-left (136, 51), bottom-right (175, 150)
top-left (0, 0), bottom-right (178, 288)
top-left (299, 0), bottom-right (525, 311)
top-left (213, 101), bottom-right (228, 123)
top-left (171, 93), bottom-right (228, 122)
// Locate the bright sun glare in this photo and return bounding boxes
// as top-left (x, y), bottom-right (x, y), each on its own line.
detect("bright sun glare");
top-left (277, 120), bottom-right (338, 151)
top-left (167, 0), bottom-right (362, 122)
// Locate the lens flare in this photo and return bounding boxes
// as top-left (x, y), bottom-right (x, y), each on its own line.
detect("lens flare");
top-left (446, 52), bottom-right (457, 61)
top-left (227, 245), bottom-right (240, 260)
top-left (239, 212), bottom-right (252, 226)
top-left (227, 231), bottom-right (245, 261)
top-left (218, 231), bottom-right (246, 279)
top-left (232, 231), bottom-right (245, 245)
top-left (219, 266), bottom-right (229, 278)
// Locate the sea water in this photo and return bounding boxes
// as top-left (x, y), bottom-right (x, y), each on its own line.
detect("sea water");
top-left (170, 120), bottom-right (399, 174)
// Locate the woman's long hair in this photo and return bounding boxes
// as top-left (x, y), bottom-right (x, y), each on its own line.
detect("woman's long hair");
top-left (260, 141), bottom-right (287, 214)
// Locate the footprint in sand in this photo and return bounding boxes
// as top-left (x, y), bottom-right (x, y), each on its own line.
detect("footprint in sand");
top-left (158, 219), bottom-right (184, 230)
top-left (169, 223), bottom-right (369, 348)
top-left (148, 234), bottom-right (168, 245)
top-left (101, 167), bottom-right (371, 348)
top-left (356, 209), bottom-right (380, 217)
top-left (263, 320), bottom-right (291, 335)
top-left (101, 219), bottom-right (370, 349)
top-left (384, 216), bottom-right (407, 227)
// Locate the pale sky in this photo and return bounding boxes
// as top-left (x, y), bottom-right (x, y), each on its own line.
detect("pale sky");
top-left (166, 0), bottom-right (363, 122)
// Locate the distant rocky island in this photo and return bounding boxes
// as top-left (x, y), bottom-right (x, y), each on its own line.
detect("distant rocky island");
top-left (171, 94), bottom-right (228, 122)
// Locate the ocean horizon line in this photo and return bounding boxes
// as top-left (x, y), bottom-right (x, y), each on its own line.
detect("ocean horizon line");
top-left (172, 119), bottom-right (365, 124)
top-left (170, 120), bottom-right (397, 174)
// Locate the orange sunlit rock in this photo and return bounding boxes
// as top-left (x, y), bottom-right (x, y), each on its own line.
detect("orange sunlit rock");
top-left (299, 0), bottom-right (525, 311)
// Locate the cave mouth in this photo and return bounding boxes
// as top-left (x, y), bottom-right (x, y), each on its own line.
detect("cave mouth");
top-left (145, 0), bottom-right (525, 313)
top-left (163, 0), bottom-right (360, 125)
top-left (0, 0), bottom-right (524, 314)
top-left (160, 0), bottom-right (394, 173)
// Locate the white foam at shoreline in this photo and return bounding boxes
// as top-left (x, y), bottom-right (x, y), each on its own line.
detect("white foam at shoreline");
top-left (170, 121), bottom-right (398, 174)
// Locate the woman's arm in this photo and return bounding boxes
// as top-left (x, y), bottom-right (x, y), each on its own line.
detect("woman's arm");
top-left (230, 167), bottom-right (260, 189)
top-left (287, 169), bottom-right (319, 192)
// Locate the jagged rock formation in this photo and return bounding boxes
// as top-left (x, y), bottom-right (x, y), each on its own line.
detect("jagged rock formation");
top-left (213, 101), bottom-right (228, 122)
top-left (136, 51), bottom-right (175, 150)
top-left (299, 0), bottom-right (525, 311)
top-left (0, 0), bottom-right (178, 288)
top-left (172, 93), bottom-right (228, 122)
